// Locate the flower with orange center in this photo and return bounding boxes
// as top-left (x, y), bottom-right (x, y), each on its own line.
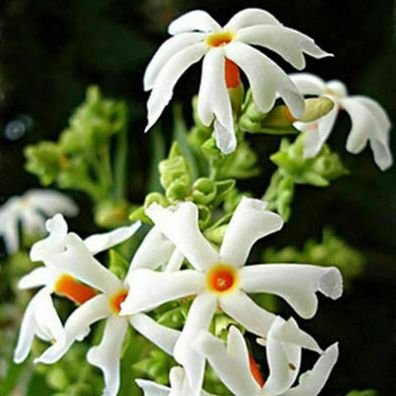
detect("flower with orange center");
top-left (28, 216), bottom-right (181, 396)
top-left (14, 214), bottom-right (141, 366)
top-left (144, 8), bottom-right (332, 154)
top-left (290, 73), bottom-right (393, 170)
top-left (197, 321), bottom-right (339, 396)
top-left (122, 197), bottom-right (342, 392)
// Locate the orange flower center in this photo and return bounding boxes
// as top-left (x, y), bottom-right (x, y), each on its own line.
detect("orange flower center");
top-left (206, 264), bottom-right (238, 294)
top-left (225, 58), bottom-right (240, 89)
top-left (283, 106), bottom-right (298, 124)
top-left (109, 289), bottom-right (128, 314)
top-left (55, 274), bottom-right (97, 305)
top-left (206, 31), bottom-right (235, 48)
top-left (249, 354), bottom-right (265, 387)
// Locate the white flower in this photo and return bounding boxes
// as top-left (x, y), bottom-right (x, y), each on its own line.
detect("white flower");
top-left (136, 366), bottom-right (214, 396)
top-left (121, 197), bottom-right (342, 392)
top-left (0, 189), bottom-right (78, 254)
top-left (290, 73), bottom-right (393, 170)
top-left (33, 217), bottom-right (180, 396)
top-left (14, 214), bottom-right (139, 365)
top-left (144, 8), bottom-right (332, 154)
top-left (197, 320), bottom-right (339, 396)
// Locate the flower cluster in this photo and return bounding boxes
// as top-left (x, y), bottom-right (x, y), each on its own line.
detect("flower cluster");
top-left (15, 197), bottom-right (342, 396)
top-left (10, 6), bottom-right (393, 396)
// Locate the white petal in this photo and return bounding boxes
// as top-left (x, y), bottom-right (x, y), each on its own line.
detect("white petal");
top-left (220, 291), bottom-right (275, 337)
top-left (345, 96), bottom-right (392, 171)
top-left (165, 249), bottom-right (185, 272)
top-left (289, 73), bottom-right (326, 96)
top-left (20, 208), bottom-right (46, 235)
top-left (136, 379), bottom-right (170, 396)
top-left (128, 226), bottom-right (175, 272)
top-left (18, 267), bottom-right (51, 290)
top-left (197, 49), bottom-right (236, 154)
top-left (121, 269), bottom-right (204, 315)
top-left (225, 42), bottom-right (304, 117)
top-left (239, 264), bottom-right (343, 319)
top-left (83, 222), bottom-right (141, 255)
top-left (146, 202), bottom-right (219, 271)
top-left (30, 214), bottom-right (69, 261)
top-left (284, 343), bottom-right (339, 396)
top-left (87, 315), bottom-right (128, 396)
top-left (145, 43), bottom-right (208, 132)
top-left (220, 197), bottom-right (283, 267)
top-left (168, 10), bottom-right (221, 35)
top-left (35, 294), bottom-right (110, 364)
top-left (174, 293), bottom-right (217, 394)
top-left (326, 80), bottom-right (348, 97)
top-left (236, 25), bottom-right (332, 70)
top-left (14, 287), bottom-right (64, 363)
top-left (369, 139), bottom-right (393, 171)
top-left (264, 317), bottom-right (302, 395)
top-left (224, 8), bottom-right (281, 30)
top-left (1, 209), bottom-right (20, 253)
top-left (196, 328), bottom-right (260, 396)
top-left (25, 189), bottom-right (78, 217)
top-left (144, 33), bottom-right (205, 90)
top-left (269, 317), bottom-right (321, 353)
top-left (50, 233), bottom-right (122, 294)
top-left (302, 104), bottom-right (339, 158)
top-left (130, 313), bottom-right (180, 355)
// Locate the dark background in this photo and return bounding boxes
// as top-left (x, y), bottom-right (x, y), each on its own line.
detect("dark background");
top-left (0, 0), bottom-right (395, 394)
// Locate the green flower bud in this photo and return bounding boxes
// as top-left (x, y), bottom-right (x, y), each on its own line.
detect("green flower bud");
top-left (240, 96), bottom-right (334, 135)
top-left (165, 177), bottom-right (191, 202)
top-left (192, 178), bottom-right (217, 205)
top-left (144, 192), bottom-right (168, 208)
top-left (94, 200), bottom-right (132, 228)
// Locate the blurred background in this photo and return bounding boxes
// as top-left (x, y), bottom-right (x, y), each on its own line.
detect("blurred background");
top-left (0, 0), bottom-right (395, 394)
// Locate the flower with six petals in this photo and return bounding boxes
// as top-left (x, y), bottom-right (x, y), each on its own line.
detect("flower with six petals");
top-left (144, 8), bottom-right (332, 154)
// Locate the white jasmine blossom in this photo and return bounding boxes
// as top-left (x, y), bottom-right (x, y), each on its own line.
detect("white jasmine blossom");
top-left (136, 366), bottom-right (214, 396)
top-left (197, 320), bottom-right (339, 396)
top-left (290, 73), bottom-right (393, 170)
top-left (14, 214), bottom-right (139, 365)
top-left (0, 189), bottom-right (78, 254)
top-left (121, 197), bottom-right (343, 392)
top-left (33, 217), bottom-right (180, 396)
top-left (144, 8), bottom-right (332, 153)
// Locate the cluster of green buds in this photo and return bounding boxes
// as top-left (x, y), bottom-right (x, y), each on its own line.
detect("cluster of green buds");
top-left (270, 134), bottom-right (348, 187)
top-left (263, 134), bottom-right (348, 220)
top-left (130, 142), bottom-right (235, 230)
top-left (263, 228), bottom-right (365, 288)
top-left (25, 86), bottom-right (133, 227)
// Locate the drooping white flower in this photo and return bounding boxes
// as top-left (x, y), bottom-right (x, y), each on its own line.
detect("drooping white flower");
top-left (33, 217), bottom-right (180, 396)
top-left (197, 320), bottom-right (339, 396)
top-left (121, 197), bottom-right (343, 392)
top-left (14, 214), bottom-right (139, 365)
top-left (0, 189), bottom-right (78, 254)
top-left (136, 366), bottom-right (214, 396)
top-left (290, 73), bottom-right (393, 170)
top-left (144, 8), bottom-right (332, 154)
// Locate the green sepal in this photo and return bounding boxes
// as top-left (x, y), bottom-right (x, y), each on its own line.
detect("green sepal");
top-left (211, 179), bottom-right (236, 206)
top-left (108, 249), bottom-right (129, 279)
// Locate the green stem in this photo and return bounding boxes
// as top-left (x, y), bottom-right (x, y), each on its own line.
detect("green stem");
top-left (114, 106), bottom-right (128, 201)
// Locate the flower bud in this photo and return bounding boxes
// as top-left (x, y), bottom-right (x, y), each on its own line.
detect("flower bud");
top-left (192, 178), bottom-right (217, 205)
